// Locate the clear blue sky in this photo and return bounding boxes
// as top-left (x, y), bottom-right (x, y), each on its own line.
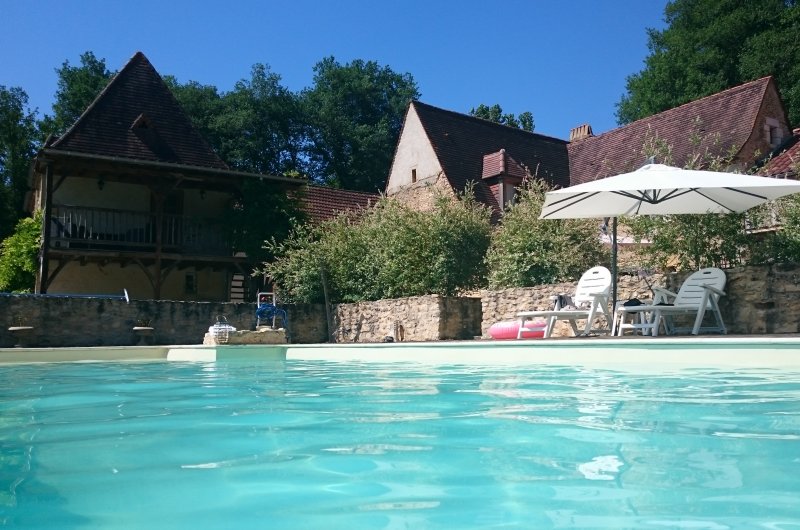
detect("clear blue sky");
top-left (1, 0), bottom-right (668, 140)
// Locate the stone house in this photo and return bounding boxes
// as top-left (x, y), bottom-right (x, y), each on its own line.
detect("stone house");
top-left (385, 101), bottom-right (571, 221)
top-left (28, 51), bottom-right (375, 302)
top-left (387, 77), bottom-right (795, 217)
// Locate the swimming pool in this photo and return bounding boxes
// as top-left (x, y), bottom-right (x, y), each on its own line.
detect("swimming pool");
top-left (2, 358), bottom-right (799, 528)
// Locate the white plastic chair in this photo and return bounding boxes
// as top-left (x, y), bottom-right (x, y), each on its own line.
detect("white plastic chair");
top-left (615, 267), bottom-right (727, 336)
top-left (517, 266), bottom-right (612, 338)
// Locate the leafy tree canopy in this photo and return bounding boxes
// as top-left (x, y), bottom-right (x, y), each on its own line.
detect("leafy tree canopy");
top-left (301, 57), bottom-right (420, 192)
top-left (218, 64), bottom-right (306, 175)
top-left (617, 0), bottom-right (800, 125)
top-left (0, 86), bottom-right (38, 240)
top-left (39, 52), bottom-right (115, 139)
top-left (470, 103), bottom-right (535, 132)
top-left (223, 178), bottom-right (307, 263)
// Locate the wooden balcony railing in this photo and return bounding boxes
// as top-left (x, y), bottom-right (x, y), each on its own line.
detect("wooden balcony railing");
top-left (49, 205), bottom-right (232, 256)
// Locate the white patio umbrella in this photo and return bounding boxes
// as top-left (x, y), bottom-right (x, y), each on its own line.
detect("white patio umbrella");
top-left (539, 163), bottom-right (800, 307)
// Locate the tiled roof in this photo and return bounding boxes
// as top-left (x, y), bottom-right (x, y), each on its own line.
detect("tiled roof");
top-left (301, 185), bottom-right (379, 224)
top-left (50, 51), bottom-right (228, 170)
top-left (411, 101), bottom-right (571, 213)
top-left (567, 77), bottom-right (774, 185)
top-left (762, 129), bottom-right (800, 179)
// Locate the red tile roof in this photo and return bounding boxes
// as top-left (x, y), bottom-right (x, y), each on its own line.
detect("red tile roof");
top-left (481, 149), bottom-right (529, 180)
top-left (567, 77), bottom-right (774, 184)
top-left (50, 51), bottom-right (228, 170)
top-left (410, 101), bottom-right (570, 214)
top-left (301, 185), bottom-right (379, 224)
top-left (762, 129), bottom-right (800, 179)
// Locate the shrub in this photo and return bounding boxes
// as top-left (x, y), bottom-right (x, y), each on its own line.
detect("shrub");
top-left (263, 187), bottom-right (492, 303)
top-left (485, 180), bottom-right (606, 287)
top-left (0, 211), bottom-right (42, 292)
top-left (625, 212), bottom-right (751, 270)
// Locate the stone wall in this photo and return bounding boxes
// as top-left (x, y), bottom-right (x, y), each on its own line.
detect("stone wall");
top-left (285, 303), bottom-right (328, 343)
top-left (0, 294), bottom-right (328, 348)
top-left (3, 263), bottom-right (800, 347)
top-left (332, 295), bottom-right (482, 342)
top-left (387, 174), bottom-right (455, 212)
top-left (689, 263), bottom-right (800, 334)
top-left (481, 264), bottom-right (800, 337)
top-left (480, 273), bottom-right (663, 337)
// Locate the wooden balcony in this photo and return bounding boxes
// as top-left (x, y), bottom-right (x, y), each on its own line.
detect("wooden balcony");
top-left (49, 205), bottom-right (232, 256)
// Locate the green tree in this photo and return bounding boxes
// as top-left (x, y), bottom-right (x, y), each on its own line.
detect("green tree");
top-left (217, 64), bottom-right (306, 175)
top-left (738, 4), bottom-right (800, 125)
top-left (169, 66), bottom-right (308, 177)
top-left (223, 178), bottom-right (307, 263)
top-left (164, 77), bottom-right (225, 153)
top-left (302, 57), bottom-right (420, 192)
top-left (0, 211), bottom-right (42, 292)
top-left (39, 51), bottom-right (114, 138)
top-left (470, 104), bottom-right (535, 132)
top-left (0, 86), bottom-right (38, 241)
top-left (486, 179), bottom-right (606, 288)
top-left (617, 0), bottom-right (798, 124)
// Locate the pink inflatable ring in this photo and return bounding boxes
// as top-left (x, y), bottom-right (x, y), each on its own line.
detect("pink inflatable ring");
top-left (488, 319), bottom-right (546, 340)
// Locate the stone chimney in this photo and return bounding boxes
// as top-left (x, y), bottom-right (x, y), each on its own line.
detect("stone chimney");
top-left (569, 124), bottom-right (594, 142)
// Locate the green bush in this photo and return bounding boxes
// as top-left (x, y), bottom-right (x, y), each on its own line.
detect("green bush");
top-left (625, 212), bottom-right (751, 270)
top-left (748, 194), bottom-right (800, 265)
top-left (0, 211), bottom-right (41, 292)
top-left (263, 188), bottom-right (492, 303)
top-left (485, 180), bottom-right (606, 287)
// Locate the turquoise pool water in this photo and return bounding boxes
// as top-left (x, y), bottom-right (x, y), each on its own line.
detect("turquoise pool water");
top-left (1, 360), bottom-right (799, 529)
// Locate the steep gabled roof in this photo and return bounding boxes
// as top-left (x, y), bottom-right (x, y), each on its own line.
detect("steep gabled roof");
top-left (411, 101), bottom-right (570, 210)
top-left (762, 129), bottom-right (800, 179)
top-left (567, 77), bottom-right (774, 185)
top-left (50, 51), bottom-right (228, 170)
top-left (301, 185), bottom-right (379, 224)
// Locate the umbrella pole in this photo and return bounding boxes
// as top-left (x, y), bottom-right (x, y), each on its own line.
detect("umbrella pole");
top-left (611, 216), bottom-right (618, 312)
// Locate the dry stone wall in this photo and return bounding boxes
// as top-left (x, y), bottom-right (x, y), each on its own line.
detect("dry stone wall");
top-left (0, 295), bottom-right (326, 348)
top-left (480, 273), bottom-right (663, 338)
top-left (3, 264), bottom-right (800, 347)
top-left (332, 295), bottom-right (481, 342)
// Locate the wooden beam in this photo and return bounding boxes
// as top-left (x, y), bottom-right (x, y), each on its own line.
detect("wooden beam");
top-left (135, 259), bottom-right (157, 294)
top-left (36, 163), bottom-right (53, 294)
top-left (44, 257), bottom-right (73, 291)
top-left (53, 173), bottom-right (68, 193)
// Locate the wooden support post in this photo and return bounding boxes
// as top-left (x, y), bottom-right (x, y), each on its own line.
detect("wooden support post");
top-left (36, 163), bottom-right (53, 294)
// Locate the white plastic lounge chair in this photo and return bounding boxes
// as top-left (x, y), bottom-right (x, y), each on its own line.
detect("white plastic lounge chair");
top-left (517, 266), bottom-right (612, 338)
top-left (614, 267), bottom-right (726, 337)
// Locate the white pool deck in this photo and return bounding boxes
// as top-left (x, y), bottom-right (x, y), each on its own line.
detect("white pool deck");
top-left (2, 336), bottom-right (800, 370)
